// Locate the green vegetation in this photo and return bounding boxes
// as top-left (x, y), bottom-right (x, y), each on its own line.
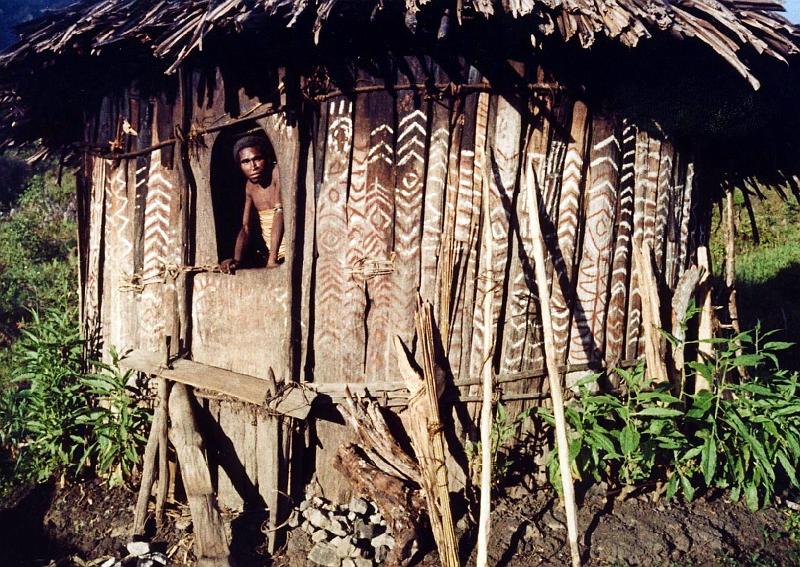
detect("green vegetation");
top-left (466, 403), bottom-right (533, 490)
top-left (541, 326), bottom-right (800, 511)
top-left (0, 155), bottom-right (148, 495)
top-left (711, 190), bottom-right (800, 367)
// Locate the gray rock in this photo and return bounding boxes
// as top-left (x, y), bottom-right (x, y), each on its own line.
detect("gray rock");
top-left (312, 529), bottom-right (330, 543)
top-left (347, 511), bottom-right (356, 521)
top-left (334, 536), bottom-right (356, 558)
top-left (523, 524), bottom-right (541, 540)
top-left (100, 559), bottom-right (119, 567)
top-left (127, 541), bottom-right (150, 557)
top-left (302, 520), bottom-right (314, 534)
top-left (312, 496), bottom-right (325, 507)
top-left (299, 499), bottom-right (311, 512)
top-left (354, 559), bottom-right (372, 567)
top-left (372, 533), bottom-right (395, 549)
top-left (456, 516), bottom-right (469, 531)
top-left (288, 509), bottom-right (300, 528)
top-left (308, 543), bottom-right (341, 567)
top-left (342, 560), bottom-right (356, 567)
top-left (329, 518), bottom-right (348, 537)
top-left (354, 519), bottom-right (375, 540)
top-left (349, 497), bottom-right (369, 516)
top-left (375, 545), bottom-right (389, 563)
top-left (369, 513), bottom-right (382, 524)
top-left (308, 508), bottom-right (332, 530)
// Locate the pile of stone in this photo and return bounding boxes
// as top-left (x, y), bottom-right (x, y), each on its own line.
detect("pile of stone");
top-left (289, 494), bottom-right (396, 567)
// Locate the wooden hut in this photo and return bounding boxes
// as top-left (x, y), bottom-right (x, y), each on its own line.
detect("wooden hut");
top-left (2, 0), bottom-right (799, 560)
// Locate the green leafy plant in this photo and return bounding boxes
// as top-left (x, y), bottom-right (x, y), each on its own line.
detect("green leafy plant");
top-left (539, 325), bottom-right (800, 510)
top-left (77, 347), bottom-right (151, 487)
top-left (0, 307), bottom-right (150, 487)
top-left (466, 402), bottom-right (533, 489)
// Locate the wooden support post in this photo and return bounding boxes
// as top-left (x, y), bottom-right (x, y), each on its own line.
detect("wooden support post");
top-left (525, 159), bottom-right (582, 567)
top-left (155, 377), bottom-right (171, 527)
top-left (133, 380), bottom-right (168, 536)
top-left (169, 383), bottom-right (231, 567)
top-left (633, 243), bottom-right (668, 382)
top-left (696, 246), bottom-right (714, 392)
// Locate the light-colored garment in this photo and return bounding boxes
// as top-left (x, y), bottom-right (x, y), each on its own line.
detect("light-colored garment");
top-left (258, 206), bottom-right (286, 260)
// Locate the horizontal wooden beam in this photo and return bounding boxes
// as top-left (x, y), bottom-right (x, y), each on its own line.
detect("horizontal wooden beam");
top-left (120, 350), bottom-right (314, 419)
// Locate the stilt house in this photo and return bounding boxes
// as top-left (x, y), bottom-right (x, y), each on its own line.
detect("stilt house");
top-left (2, 0), bottom-right (799, 556)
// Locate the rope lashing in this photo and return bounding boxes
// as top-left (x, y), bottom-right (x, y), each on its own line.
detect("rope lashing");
top-left (119, 262), bottom-right (222, 292)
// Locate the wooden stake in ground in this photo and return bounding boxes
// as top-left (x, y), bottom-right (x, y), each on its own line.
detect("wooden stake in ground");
top-left (696, 245), bottom-right (714, 392)
top-left (133, 377), bottom-right (169, 535)
top-left (633, 243), bottom-right (668, 382)
top-left (525, 159), bottom-right (582, 567)
top-left (169, 384), bottom-right (231, 567)
top-left (477, 152), bottom-right (495, 567)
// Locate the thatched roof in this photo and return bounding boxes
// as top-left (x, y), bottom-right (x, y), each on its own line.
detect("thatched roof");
top-left (0, 0), bottom-right (799, 179)
top-left (2, 0), bottom-right (797, 85)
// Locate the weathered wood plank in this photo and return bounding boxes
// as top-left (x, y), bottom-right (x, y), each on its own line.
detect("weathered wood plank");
top-left (625, 129), bottom-right (650, 361)
top-left (569, 114), bottom-right (620, 365)
top-left (363, 84), bottom-right (397, 380)
top-left (550, 100), bottom-right (590, 363)
top-left (119, 350), bottom-right (314, 416)
top-left (84, 157), bottom-right (108, 355)
top-left (168, 384), bottom-right (231, 567)
top-left (605, 120), bottom-right (637, 366)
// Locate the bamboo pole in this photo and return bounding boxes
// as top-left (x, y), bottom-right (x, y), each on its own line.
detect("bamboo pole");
top-left (525, 159), bottom-right (582, 567)
top-left (477, 148), bottom-right (495, 567)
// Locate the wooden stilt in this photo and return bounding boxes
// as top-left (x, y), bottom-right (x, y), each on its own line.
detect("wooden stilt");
top-left (633, 243), bottom-right (668, 382)
top-left (168, 383), bottom-right (231, 567)
top-left (133, 383), bottom-right (167, 535)
top-left (155, 377), bottom-right (171, 527)
top-left (525, 159), bottom-right (582, 567)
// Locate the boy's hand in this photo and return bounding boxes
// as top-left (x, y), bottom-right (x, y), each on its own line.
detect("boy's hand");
top-left (220, 258), bottom-right (239, 274)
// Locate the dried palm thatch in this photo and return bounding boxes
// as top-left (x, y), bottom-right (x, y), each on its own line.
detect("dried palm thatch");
top-left (1, 0), bottom-right (797, 84)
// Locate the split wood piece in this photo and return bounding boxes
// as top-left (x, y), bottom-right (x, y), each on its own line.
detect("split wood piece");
top-left (132, 382), bottom-right (168, 536)
top-left (525, 158), bottom-right (582, 567)
top-left (394, 302), bottom-right (459, 567)
top-left (155, 377), bottom-right (171, 527)
top-left (339, 390), bottom-right (421, 485)
top-left (671, 266), bottom-right (701, 378)
top-left (696, 246), bottom-right (714, 392)
top-left (120, 349), bottom-right (314, 418)
top-left (724, 186), bottom-right (747, 377)
top-left (333, 444), bottom-right (425, 567)
top-left (632, 242), bottom-right (668, 382)
top-left (168, 383), bottom-right (231, 567)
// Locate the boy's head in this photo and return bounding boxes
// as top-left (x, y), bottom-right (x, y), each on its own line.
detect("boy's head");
top-left (233, 135), bottom-right (273, 184)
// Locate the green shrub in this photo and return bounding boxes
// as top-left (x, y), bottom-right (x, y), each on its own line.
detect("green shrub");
top-left (540, 327), bottom-right (800, 510)
top-left (0, 307), bottom-right (150, 487)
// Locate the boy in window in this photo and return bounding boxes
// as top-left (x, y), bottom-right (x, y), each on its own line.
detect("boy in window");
top-left (220, 135), bottom-right (285, 273)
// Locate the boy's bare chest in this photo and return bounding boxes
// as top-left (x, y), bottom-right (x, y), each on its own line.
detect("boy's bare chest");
top-left (247, 182), bottom-right (280, 211)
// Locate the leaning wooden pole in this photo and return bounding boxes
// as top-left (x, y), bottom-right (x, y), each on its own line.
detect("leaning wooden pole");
top-left (476, 156), bottom-right (495, 567)
top-left (525, 159), bottom-right (582, 567)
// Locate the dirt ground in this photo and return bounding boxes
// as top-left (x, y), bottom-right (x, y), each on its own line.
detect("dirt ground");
top-left (1, 479), bottom-right (798, 566)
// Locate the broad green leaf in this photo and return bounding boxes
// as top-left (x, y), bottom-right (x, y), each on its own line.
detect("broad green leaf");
top-left (701, 435), bottom-right (717, 486)
top-left (635, 407), bottom-right (684, 418)
top-left (620, 425), bottom-right (640, 456)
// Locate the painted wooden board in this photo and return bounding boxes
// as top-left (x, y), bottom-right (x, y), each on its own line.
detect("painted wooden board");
top-left (102, 159), bottom-right (135, 352)
top-left (84, 157), bottom-right (107, 354)
top-left (139, 146), bottom-right (176, 352)
top-left (676, 162), bottom-right (696, 275)
top-left (499, 93), bottom-right (551, 374)
top-left (654, 141), bottom-right (675, 272)
top-left (362, 87), bottom-right (397, 380)
top-left (457, 90), bottom-right (489, 383)
top-left (665, 152), bottom-right (687, 289)
top-left (343, 92), bottom-right (370, 376)
top-left (550, 100), bottom-right (590, 363)
top-left (392, 62), bottom-right (428, 358)
top-left (625, 129), bottom-right (650, 361)
top-left (314, 97), bottom-right (356, 382)
top-left (568, 115), bottom-right (620, 365)
top-left (418, 66), bottom-right (451, 308)
top-left (605, 120), bottom-right (637, 365)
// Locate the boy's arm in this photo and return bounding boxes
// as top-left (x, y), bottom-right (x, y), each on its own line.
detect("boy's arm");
top-left (267, 166), bottom-right (284, 267)
top-left (220, 192), bottom-right (253, 274)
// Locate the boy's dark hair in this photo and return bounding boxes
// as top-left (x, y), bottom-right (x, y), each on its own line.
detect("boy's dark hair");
top-left (233, 135), bottom-right (271, 162)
